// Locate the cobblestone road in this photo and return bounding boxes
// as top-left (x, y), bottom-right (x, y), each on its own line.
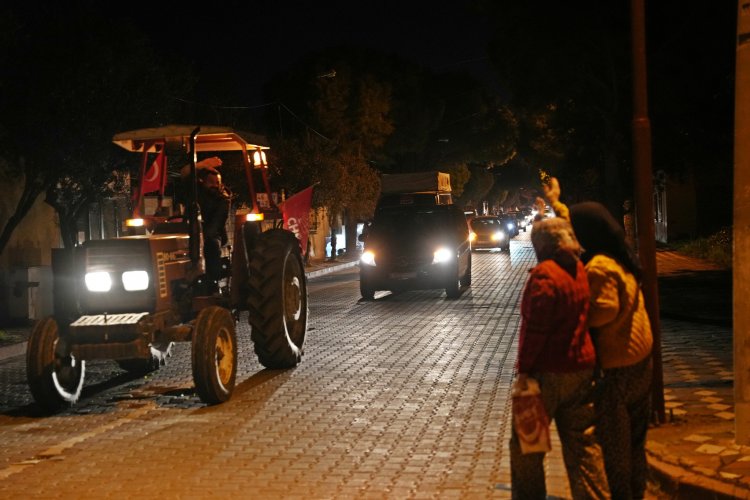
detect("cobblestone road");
top-left (0, 233), bottom-right (576, 499)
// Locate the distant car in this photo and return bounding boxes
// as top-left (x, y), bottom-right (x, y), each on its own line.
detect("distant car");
top-left (359, 199), bottom-right (472, 300)
top-left (508, 211), bottom-right (528, 232)
top-left (500, 214), bottom-right (519, 237)
top-left (469, 215), bottom-right (510, 252)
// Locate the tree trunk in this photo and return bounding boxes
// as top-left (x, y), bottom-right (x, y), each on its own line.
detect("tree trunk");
top-left (344, 210), bottom-right (358, 254)
top-left (58, 213), bottom-right (78, 249)
top-left (46, 188), bottom-right (92, 249)
top-left (0, 179), bottom-right (45, 256)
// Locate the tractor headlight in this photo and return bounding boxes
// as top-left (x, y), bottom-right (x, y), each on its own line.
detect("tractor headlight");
top-left (85, 271), bottom-right (112, 292)
top-left (122, 270), bottom-right (149, 291)
top-left (360, 250), bottom-right (376, 266)
top-left (491, 231), bottom-right (505, 242)
top-left (433, 247), bottom-right (453, 264)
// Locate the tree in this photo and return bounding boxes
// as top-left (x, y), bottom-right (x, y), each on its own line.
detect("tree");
top-left (263, 46), bottom-right (518, 237)
top-left (481, 1), bottom-right (632, 216)
top-left (0, 3), bottom-right (193, 254)
top-left (264, 48), bottom-right (397, 249)
top-left (456, 164), bottom-right (495, 212)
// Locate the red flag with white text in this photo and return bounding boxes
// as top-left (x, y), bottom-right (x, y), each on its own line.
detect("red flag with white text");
top-left (280, 186), bottom-right (314, 255)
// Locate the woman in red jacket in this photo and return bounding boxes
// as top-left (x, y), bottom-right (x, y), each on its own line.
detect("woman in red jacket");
top-left (511, 217), bottom-right (610, 499)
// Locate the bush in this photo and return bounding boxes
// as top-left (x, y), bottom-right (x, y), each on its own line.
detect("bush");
top-left (675, 227), bottom-right (732, 268)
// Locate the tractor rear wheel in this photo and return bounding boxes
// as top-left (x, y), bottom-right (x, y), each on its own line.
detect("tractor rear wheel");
top-left (26, 316), bottom-right (85, 413)
top-left (247, 229), bottom-right (308, 368)
top-left (191, 306), bottom-right (236, 404)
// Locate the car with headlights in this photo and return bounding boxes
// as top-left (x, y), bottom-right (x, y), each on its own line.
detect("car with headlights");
top-left (359, 198), bottom-right (471, 300)
top-left (500, 213), bottom-right (519, 237)
top-left (469, 215), bottom-right (510, 252)
top-left (508, 210), bottom-right (529, 232)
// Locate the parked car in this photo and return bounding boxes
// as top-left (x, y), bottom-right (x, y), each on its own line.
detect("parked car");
top-left (468, 215), bottom-right (510, 252)
top-left (359, 199), bottom-right (472, 300)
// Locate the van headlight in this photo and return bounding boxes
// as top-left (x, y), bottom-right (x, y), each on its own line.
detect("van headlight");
top-left (433, 247), bottom-right (453, 264)
top-left (491, 232), bottom-right (505, 242)
top-left (361, 251), bottom-right (376, 266)
top-left (85, 271), bottom-right (112, 292)
top-left (122, 270), bottom-right (149, 291)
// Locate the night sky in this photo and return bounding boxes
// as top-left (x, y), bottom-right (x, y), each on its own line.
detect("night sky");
top-left (122, 1), bottom-right (496, 105)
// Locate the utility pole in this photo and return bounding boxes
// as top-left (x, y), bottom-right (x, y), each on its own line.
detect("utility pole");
top-left (734, 0), bottom-right (750, 445)
top-left (630, 0), bottom-right (665, 423)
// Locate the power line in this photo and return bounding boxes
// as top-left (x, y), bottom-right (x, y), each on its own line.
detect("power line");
top-left (168, 95), bottom-right (331, 141)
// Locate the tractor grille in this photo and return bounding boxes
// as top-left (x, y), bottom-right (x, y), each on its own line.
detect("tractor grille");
top-left (79, 238), bottom-right (155, 314)
top-left (71, 312), bottom-right (149, 326)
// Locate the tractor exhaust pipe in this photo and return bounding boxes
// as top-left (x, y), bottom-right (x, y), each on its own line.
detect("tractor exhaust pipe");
top-left (188, 126), bottom-right (202, 267)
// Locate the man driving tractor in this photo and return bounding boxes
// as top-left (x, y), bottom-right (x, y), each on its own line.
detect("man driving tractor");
top-left (180, 157), bottom-right (231, 292)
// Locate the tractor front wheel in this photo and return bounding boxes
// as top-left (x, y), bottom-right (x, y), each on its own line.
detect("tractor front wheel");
top-left (191, 306), bottom-right (237, 404)
top-left (26, 317), bottom-right (85, 414)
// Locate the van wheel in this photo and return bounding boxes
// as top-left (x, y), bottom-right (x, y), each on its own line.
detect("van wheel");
top-left (192, 306), bottom-right (236, 404)
top-left (360, 277), bottom-right (375, 300)
top-left (446, 264), bottom-right (462, 299)
top-left (26, 317), bottom-right (85, 414)
top-left (247, 229), bottom-right (308, 369)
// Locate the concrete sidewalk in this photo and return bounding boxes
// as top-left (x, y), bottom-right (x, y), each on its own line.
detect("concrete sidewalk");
top-left (646, 251), bottom-right (747, 499)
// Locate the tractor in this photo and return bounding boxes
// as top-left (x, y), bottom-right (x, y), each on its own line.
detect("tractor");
top-left (26, 125), bottom-right (309, 413)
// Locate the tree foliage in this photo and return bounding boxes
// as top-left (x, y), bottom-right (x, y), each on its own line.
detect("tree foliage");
top-left (481, 1), bottom-right (734, 229)
top-left (264, 46), bottom-right (518, 222)
top-left (480, 0), bottom-right (632, 215)
top-left (455, 165), bottom-right (494, 210)
top-left (263, 48), bottom-right (397, 223)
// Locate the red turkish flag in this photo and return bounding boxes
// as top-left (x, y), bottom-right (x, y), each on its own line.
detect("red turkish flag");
top-left (280, 186), bottom-right (314, 255)
top-left (140, 150), bottom-right (167, 195)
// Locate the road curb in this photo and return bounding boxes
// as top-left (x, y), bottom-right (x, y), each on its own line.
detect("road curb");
top-left (0, 341), bottom-right (27, 362)
top-left (647, 452), bottom-right (750, 499)
top-left (305, 260), bottom-right (358, 279)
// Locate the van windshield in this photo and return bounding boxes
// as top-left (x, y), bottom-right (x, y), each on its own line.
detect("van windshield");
top-left (373, 209), bottom-right (451, 235)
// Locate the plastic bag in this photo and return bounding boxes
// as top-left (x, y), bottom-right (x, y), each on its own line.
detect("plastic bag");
top-left (512, 377), bottom-right (552, 454)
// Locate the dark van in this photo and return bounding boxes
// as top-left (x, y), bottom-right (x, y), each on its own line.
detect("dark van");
top-left (358, 197), bottom-right (471, 300)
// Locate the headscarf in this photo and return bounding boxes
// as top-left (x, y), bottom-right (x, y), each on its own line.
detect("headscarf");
top-left (530, 217), bottom-right (581, 275)
top-left (569, 201), bottom-right (642, 281)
